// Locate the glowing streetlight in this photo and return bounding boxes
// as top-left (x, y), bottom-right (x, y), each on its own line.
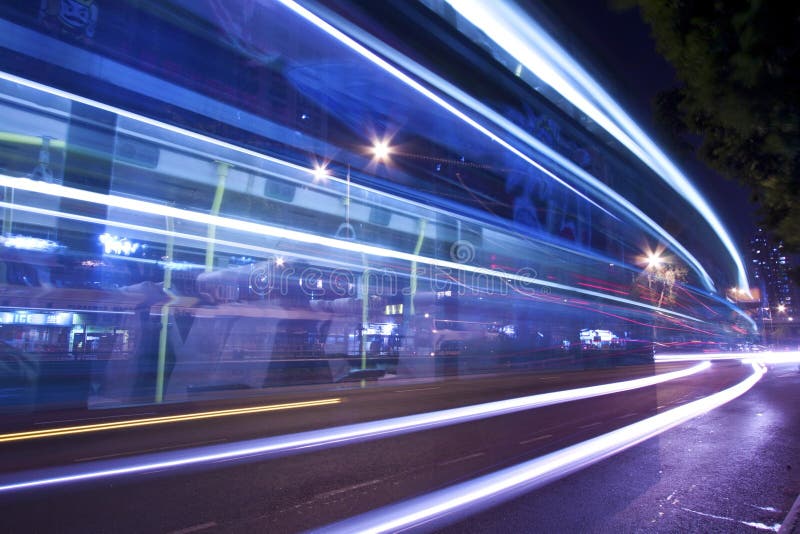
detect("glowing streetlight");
top-left (778, 303), bottom-right (786, 313)
top-left (639, 244), bottom-right (666, 273)
top-left (646, 251), bottom-right (662, 270)
top-left (312, 164), bottom-right (329, 182)
top-left (371, 139), bottom-right (392, 161)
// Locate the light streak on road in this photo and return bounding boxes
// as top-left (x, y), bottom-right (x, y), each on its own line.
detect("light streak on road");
top-left (0, 362), bottom-right (709, 493)
top-left (655, 350), bottom-right (800, 364)
top-left (444, 0), bottom-right (750, 293)
top-left (0, 399), bottom-right (342, 444)
top-left (317, 363), bottom-right (767, 533)
top-left (0, 174), bottom-right (705, 323)
top-left (742, 350), bottom-right (800, 365)
top-left (654, 351), bottom-right (752, 363)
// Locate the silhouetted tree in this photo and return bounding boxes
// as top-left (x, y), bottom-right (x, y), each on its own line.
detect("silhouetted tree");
top-left (614, 1), bottom-right (800, 265)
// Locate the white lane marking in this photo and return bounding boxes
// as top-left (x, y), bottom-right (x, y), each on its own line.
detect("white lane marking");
top-left (317, 478), bottom-right (386, 499)
top-left (578, 422), bottom-right (602, 429)
top-left (682, 507), bottom-right (781, 532)
top-left (437, 452), bottom-right (485, 467)
top-left (168, 521), bottom-right (218, 534)
top-left (749, 504), bottom-right (781, 512)
top-left (520, 434), bottom-right (552, 445)
top-left (73, 438), bottom-right (227, 463)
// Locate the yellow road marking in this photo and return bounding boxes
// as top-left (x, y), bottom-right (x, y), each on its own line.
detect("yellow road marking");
top-left (0, 398), bottom-right (341, 443)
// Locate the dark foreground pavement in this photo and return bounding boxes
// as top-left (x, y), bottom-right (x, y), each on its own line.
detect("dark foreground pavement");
top-left (442, 361), bottom-right (800, 533)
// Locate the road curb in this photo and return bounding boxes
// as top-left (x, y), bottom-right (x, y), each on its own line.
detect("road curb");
top-left (781, 493), bottom-right (800, 533)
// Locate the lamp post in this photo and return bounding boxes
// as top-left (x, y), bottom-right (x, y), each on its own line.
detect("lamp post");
top-left (644, 251), bottom-right (663, 347)
top-left (371, 139), bottom-right (392, 161)
top-left (773, 303), bottom-right (787, 347)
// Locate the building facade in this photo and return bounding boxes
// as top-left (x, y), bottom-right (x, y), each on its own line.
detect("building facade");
top-left (749, 227), bottom-right (799, 343)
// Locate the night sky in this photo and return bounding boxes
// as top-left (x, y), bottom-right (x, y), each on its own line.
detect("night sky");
top-left (532, 0), bottom-right (759, 250)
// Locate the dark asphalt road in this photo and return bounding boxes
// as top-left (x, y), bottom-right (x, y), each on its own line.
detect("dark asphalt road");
top-left (0, 360), bottom-right (768, 532)
top-left (441, 362), bottom-right (800, 533)
top-left (0, 362), bottom-right (692, 473)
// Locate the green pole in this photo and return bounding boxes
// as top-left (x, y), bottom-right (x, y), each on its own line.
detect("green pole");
top-left (205, 161), bottom-right (230, 272)
top-left (361, 267), bottom-right (369, 372)
top-left (408, 219), bottom-right (427, 317)
top-left (155, 216), bottom-right (175, 403)
top-left (2, 187), bottom-right (12, 235)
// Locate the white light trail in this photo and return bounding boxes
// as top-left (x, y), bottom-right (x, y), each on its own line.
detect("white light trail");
top-left (444, 0), bottom-right (749, 292)
top-left (0, 70), bottom-right (444, 227)
top-left (0, 25), bottom-right (724, 296)
top-left (742, 350), bottom-right (800, 365)
top-left (654, 351), bottom-right (749, 363)
top-left (0, 72), bottom-right (317, 179)
top-left (0, 175), bottom-right (704, 322)
top-left (0, 362), bottom-right (709, 493)
top-left (0, 2), bottom-right (746, 294)
top-left (274, 0), bottom-right (605, 213)
top-left (299, 1), bottom-right (718, 292)
top-left (316, 362), bottom-right (766, 533)
top-left (655, 350), bottom-right (800, 364)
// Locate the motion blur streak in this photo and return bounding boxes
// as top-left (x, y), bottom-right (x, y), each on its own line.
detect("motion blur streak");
top-left (0, 363), bottom-right (709, 493)
top-left (275, 0), bottom-right (602, 212)
top-left (0, 399), bottom-right (342, 444)
top-left (275, 1), bottom-right (726, 296)
top-left (300, 3), bottom-right (717, 295)
top-left (0, 175), bottom-right (704, 323)
top-left (0, 69), bottom-right (442, 219)
top-left (317, 363), bottom-right (766, 534)
top-left (654, 352), bottom-right (752, 363)
top-left (445, 0), bottom-right (749, 293)
top-left (743, 350), bottom-right (800, 365)
top-left (655, 351), bottom-right (800, 364)
top-left (0, 71), bottom-right (312, 177)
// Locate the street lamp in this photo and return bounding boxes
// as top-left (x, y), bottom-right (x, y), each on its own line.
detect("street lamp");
top-left (646, 251), bottom-right (662, 270)
top-left (312, 164), bottom-right (329, 182)
top-left (371, 138), bottom-right (392, 161)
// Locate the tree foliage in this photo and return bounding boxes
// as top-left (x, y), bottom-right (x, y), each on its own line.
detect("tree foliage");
top-left (614, 0), bottom-right (800, 252)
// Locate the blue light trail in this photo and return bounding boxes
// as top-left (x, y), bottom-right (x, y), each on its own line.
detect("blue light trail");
top-left (316, 362), bottom-right (766, 533)
top-left (444, 0), bottom-right (750, 293)
top-left (0, 175), bottom-right (708, 322)
top-left (0, 362), bottom-right (709, 493)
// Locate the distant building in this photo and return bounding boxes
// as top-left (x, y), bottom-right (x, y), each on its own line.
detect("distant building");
top-left (749, 228), bottom-right (798, 342)
top-left (750, 228), bottom-right (795, 315)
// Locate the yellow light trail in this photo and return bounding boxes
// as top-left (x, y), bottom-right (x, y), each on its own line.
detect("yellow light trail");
top-left (0, 398), bottom-right (342, 444)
